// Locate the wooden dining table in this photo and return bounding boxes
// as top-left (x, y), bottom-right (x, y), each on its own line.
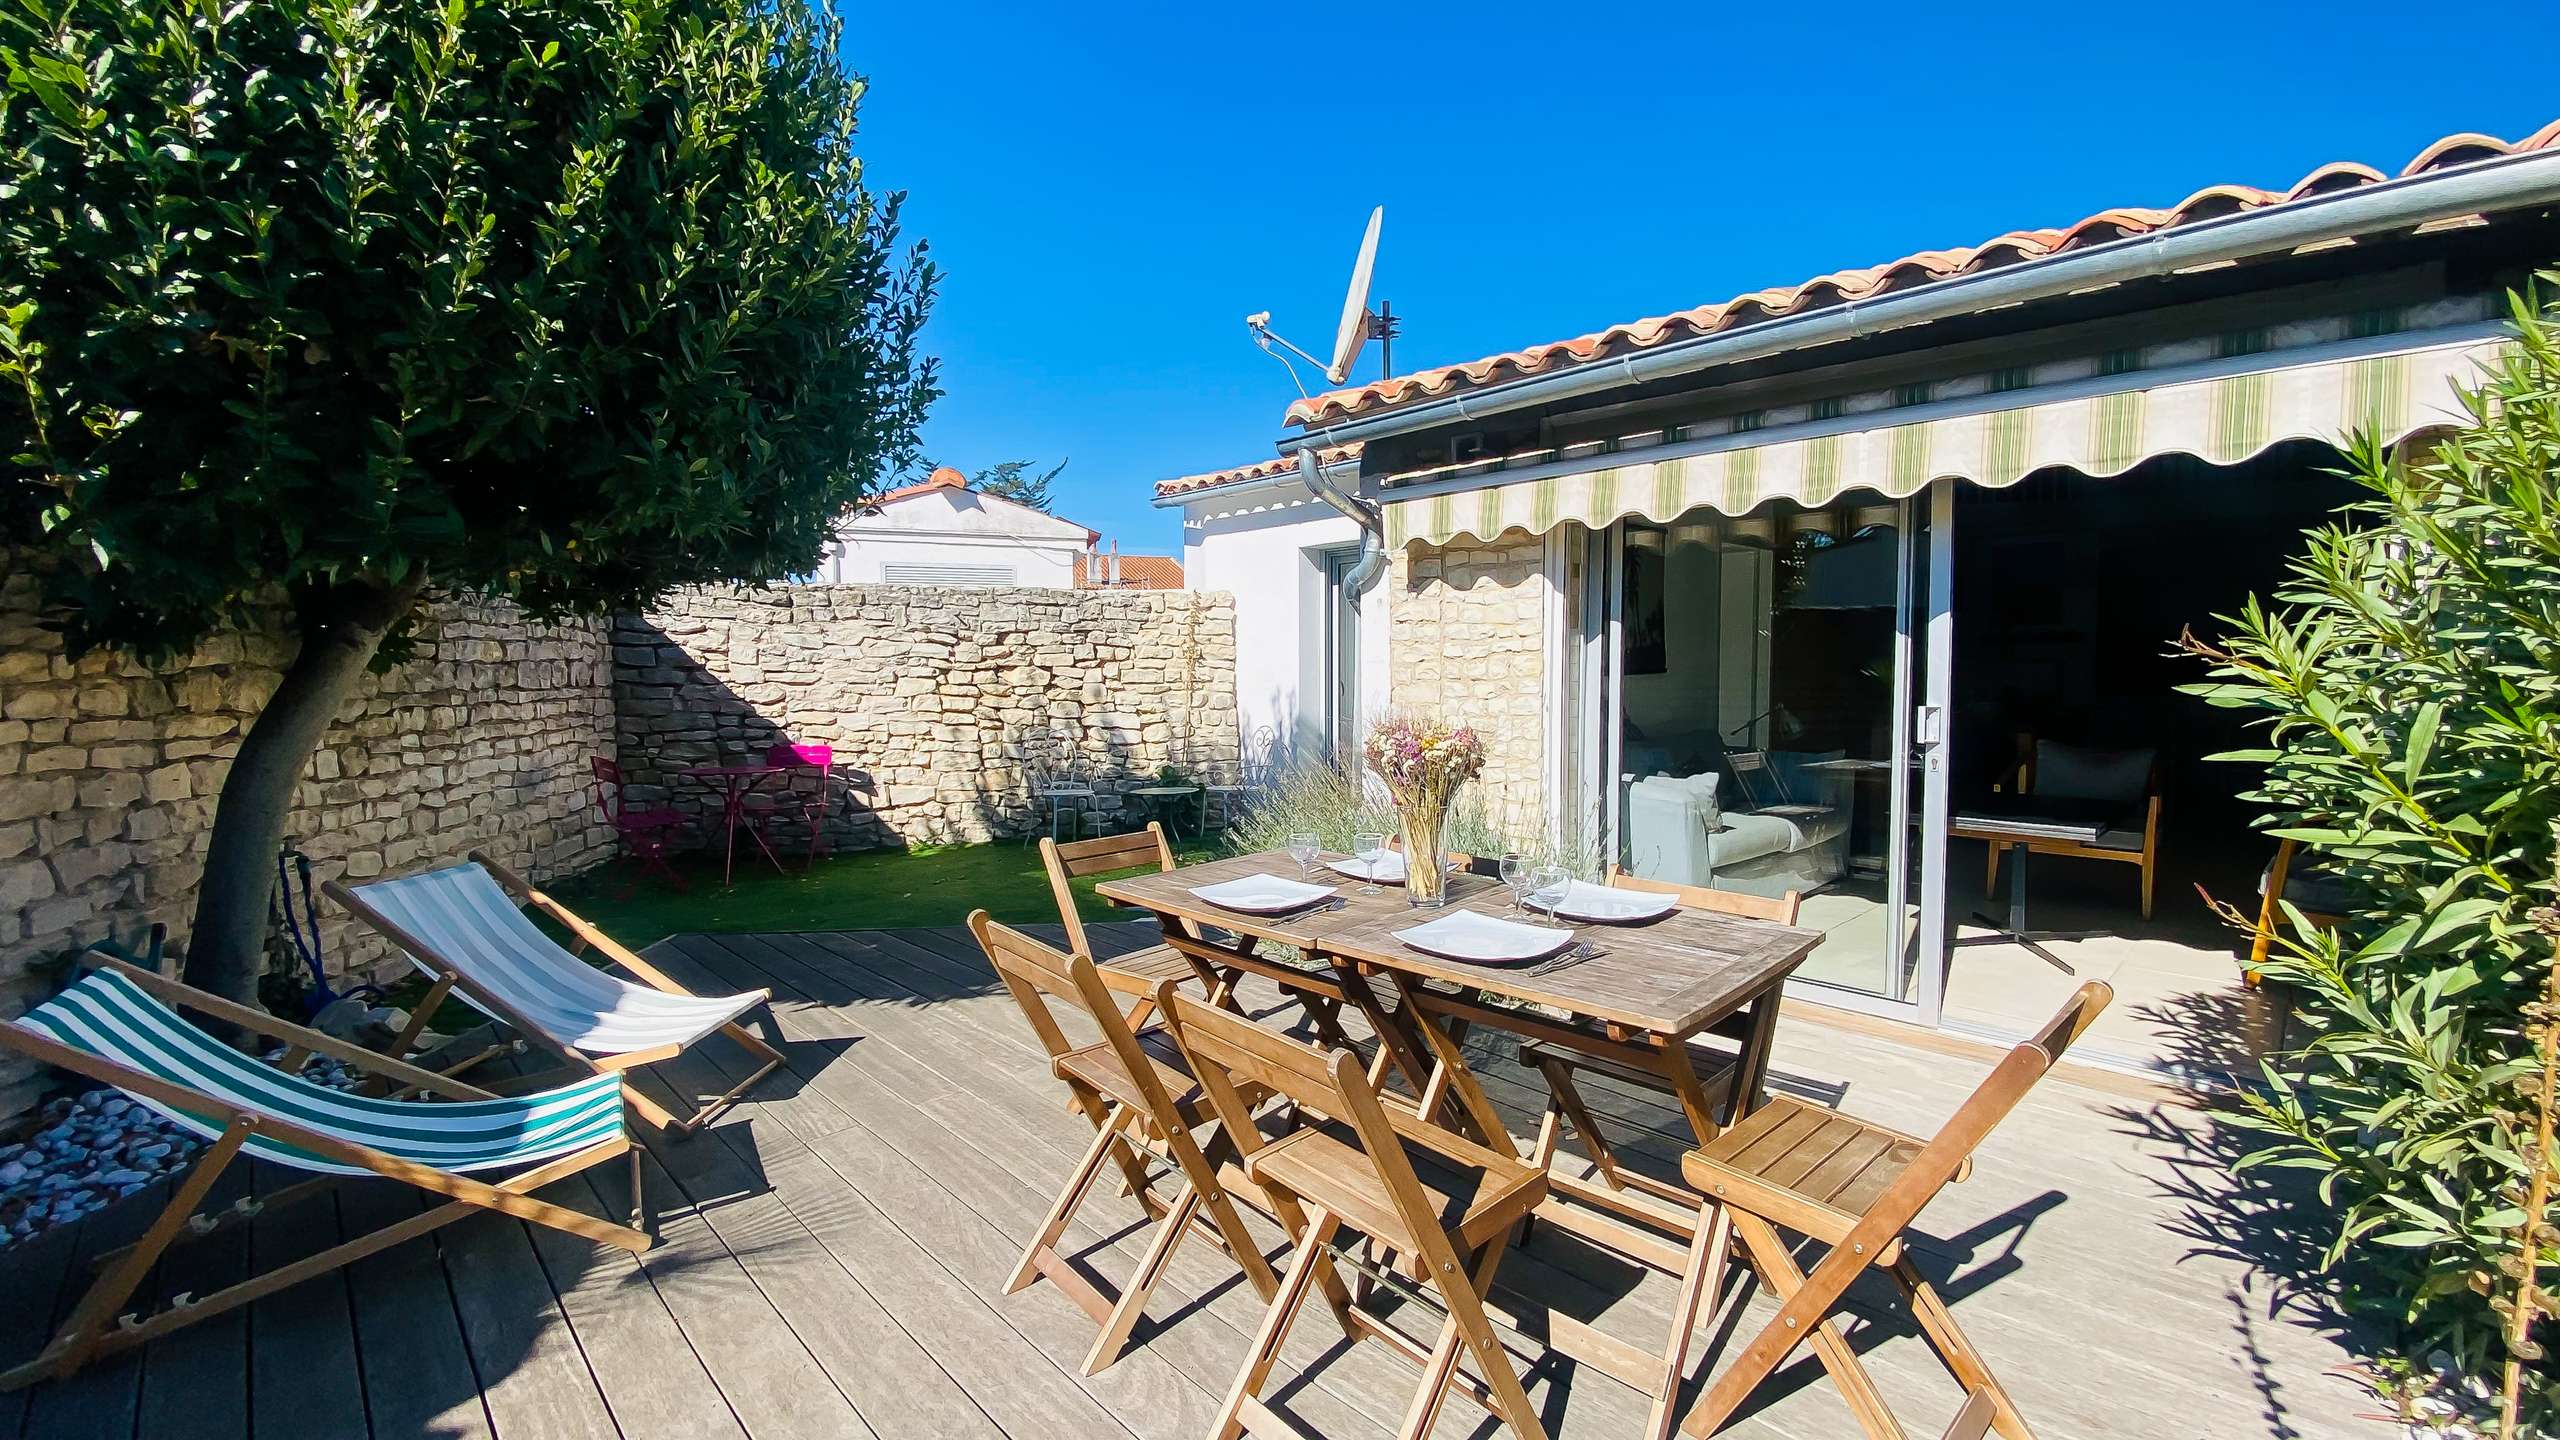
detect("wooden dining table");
top-left (1097, 849), bottom-right (1821, 1232)
top-left (1098, 848), bottom-right (1824, 1417)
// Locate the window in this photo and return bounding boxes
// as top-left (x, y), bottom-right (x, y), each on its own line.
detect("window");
top-left (880, 562), bottom-right (1016, 588)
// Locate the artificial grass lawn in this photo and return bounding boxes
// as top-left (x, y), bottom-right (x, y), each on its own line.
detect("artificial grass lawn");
top-left (541, 838), bottom-right (1223, 951)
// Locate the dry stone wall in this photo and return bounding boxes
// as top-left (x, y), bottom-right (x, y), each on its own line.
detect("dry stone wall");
top-left (0, 559), bottom-right (616, 1115)
top-left (1388, 532), bottom-right (1552, 838)
top-left (613, 585), bottom-right (1239, 846)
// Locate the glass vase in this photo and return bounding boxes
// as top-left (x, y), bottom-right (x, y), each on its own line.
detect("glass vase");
top-left (1401, 807), bottom-right (1451, 909)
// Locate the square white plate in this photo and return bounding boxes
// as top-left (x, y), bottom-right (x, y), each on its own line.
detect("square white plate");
top-left (1540, 879), bottom-right (1679, 925)
top-left (1188, 874), bottom-right (1337, 915)
top-left (1325, 851), bottom-right (1406, 884)
top-left (1392, 911), bottom-right (1576, 965)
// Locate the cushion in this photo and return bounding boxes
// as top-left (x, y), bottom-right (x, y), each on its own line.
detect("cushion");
top-left (2034, 741), bottom-right (2154, 805)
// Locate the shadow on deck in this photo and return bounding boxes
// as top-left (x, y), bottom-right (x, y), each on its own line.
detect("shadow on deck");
top-left (0, 923), bottom-right (2383, 1440)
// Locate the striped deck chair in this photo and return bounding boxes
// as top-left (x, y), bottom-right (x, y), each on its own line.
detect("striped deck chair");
top-left (0, 956), bottom-right (647, 1392)
top-left (328, 852), bottom-right (784, 1136)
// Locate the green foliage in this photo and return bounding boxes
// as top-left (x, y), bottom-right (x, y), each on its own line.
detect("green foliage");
top-left (0, 0), bottom-right (938, 660)
top-left (2187, 278), bottom-right (2560, 1379)
top-left (1227, 755), bottom-right (1586, 872)
top-left (913, 457), bottom-right (1066, 514)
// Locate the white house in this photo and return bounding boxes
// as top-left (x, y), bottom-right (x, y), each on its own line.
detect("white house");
top-left (813, 467), bottom-right (1098, 587)
top-left (1157, 446), bottom-right (1387, 766)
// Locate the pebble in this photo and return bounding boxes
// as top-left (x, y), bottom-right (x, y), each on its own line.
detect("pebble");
top-left (0, 1086), bottom-right (205, 1250)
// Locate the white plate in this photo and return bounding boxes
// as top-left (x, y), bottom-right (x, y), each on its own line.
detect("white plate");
top-left (1540, 879), bottom-right (1679, 925)
top-left (1392, 911), bottom-right (1576, 965)
top-left (1188, 874), bottom-right (1337, 915)
top-left (1325, 851), bottom-right (1406, 884)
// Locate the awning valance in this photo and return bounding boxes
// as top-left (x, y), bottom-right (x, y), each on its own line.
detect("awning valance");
top-left (1382, 334), bottom-right (2506, 549)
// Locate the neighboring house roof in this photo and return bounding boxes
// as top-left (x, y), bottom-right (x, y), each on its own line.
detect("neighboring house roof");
top-left (1152, 443), bottom-right (1362, 502)
top-left (1075, 554), bottom-right (1184, 590)
top-left (1283, 120), bottom-right (2560, 428)
top-left (876, 465), bottom-right (972, 503)
top-left (859, 466), bottom-right (1099, 544)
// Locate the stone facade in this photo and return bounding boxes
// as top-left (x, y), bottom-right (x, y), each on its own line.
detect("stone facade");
top-left (1387, 532), bottom-right (1552, 838)
top-left (613, 585), bottom-right (1239, 846)
top-left (0, 561), bottom-right (617, 1116)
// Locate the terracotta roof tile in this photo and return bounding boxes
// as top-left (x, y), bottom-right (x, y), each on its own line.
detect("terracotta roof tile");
top-left (1284, 119), bottom-right (2560, 428)
top-left (876, 465), bottom-right (970, 503)
top-left (1152, 443), bottom-right (1362, 501)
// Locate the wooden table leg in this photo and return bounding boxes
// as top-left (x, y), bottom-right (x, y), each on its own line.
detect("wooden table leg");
top-left (1383, 976), bottom-right (1514, 1154)
top-left (1325, 958), bottom-right (1436, 1096)
top-left (1727, 988), bottom-right (1785, 1126)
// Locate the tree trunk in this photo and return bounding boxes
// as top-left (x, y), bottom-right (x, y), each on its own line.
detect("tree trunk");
top-left (185, 575), bottom-right (428, 1006)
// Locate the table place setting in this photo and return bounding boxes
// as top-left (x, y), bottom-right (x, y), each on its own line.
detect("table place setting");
top-left (1525, 877), bottom-right (1680, 925)
top-left (1184, 873), bottom-right (1339, 915)
top-left (1390, 909), bottom-right (1578, 965)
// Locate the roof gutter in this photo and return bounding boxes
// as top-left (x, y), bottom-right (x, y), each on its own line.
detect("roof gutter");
top-left (1274, 147), bottom-right (2560, 452)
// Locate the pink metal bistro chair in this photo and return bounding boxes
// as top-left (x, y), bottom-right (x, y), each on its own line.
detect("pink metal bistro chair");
top-left (743, 742), bottom-right (837, 870)
top-left (591, 757), bottom-right (689, 890)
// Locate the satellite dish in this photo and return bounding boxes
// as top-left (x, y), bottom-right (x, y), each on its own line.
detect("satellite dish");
top-left (1325, 207), bottom-right (1383, 384)
top-left (1245, 206), bottom-right (1399, 399)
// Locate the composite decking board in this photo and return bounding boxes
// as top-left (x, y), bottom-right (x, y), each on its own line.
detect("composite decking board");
top-left (673, 935), bottom-right (1517, 1440)
top-left (16, 1163), bottom-right (161, 1440)
top-left (0, 922), bottom-right (2386, 1440)
top-left (658, 946), bottom-right (1239, 1440)
top-left (637, 941), bottom-right (1163, 1440)
top-left (0, 1193), bottom-right (87, 1440)
top-left (134, 1160), bottom-right (253, 1440)
top-left (337, 1179), bottom-right (499, 1440)
top-left (437, 1179), bottom-right (623, 1440)
top-left (693, 933), bottom-right (1689, 1440)
top-left (244, 1164), bottom-right (371, 1440)
top-left (757, 930), bottom-right (1908, 1435)
top-left (672, 935), bottom-right (1500, 1440)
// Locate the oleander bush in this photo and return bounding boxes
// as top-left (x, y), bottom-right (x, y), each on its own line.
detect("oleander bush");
top-left (2187, 278), bottom-right (2560, 1406)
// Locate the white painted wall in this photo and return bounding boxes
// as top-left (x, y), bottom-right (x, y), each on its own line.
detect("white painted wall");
top-left (813, 486), bottom-right (1093, 588)
top-left (1180, 479), bottom-right (1390, 764)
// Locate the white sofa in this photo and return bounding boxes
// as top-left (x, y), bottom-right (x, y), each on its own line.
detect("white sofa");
top-left (1623, 772), bottom-right (1848, 897)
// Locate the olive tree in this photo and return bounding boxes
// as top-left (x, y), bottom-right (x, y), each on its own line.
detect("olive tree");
top-left (0, 0), bottom-right (937, 1003)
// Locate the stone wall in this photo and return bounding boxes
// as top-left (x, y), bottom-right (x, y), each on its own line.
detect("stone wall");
top-left (1387, 532), bottom-right (1551, 838)
top-left (612, 585), bottom-right (1239, 846)
top-left (0, 562), bottom-right (617, 1115)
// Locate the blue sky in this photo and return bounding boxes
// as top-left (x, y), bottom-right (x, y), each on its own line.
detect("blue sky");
top-left (845, 3), bottom-right (2550, 554)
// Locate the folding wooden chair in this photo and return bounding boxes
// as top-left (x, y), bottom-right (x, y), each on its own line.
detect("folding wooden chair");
top-left (1045, 823), bottom-right (1360, 1049)
top-left (1040, 823), bottom-right (1232, 1027)
top-left (1522, 868), bottom-right (1801, 1181)
top-left (1158, 982), bottom-right (1553, 1440)
top-left (970, 912), bottom-right (1278, 1374)
top-left (329, 852), bottom-right (784, 1137)
top-left (1675, 981), bottom-right (2113, 1440)
top-left (0, 956), bottom-right (647, 1391)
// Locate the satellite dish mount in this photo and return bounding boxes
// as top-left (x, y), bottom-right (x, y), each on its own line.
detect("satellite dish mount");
top-left (1247, 206), bottom-right (1399, 397)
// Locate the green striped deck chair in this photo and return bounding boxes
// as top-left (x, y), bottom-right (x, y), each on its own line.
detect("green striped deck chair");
top-left (0, 956), bottom-right (650, 1392)
top-left (328, 850), bottom-right (785, 1136)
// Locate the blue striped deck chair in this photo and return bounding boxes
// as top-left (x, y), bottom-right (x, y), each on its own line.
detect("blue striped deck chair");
top-left (0, 955), bottom-right (648, 1391)
top-left (328, 851), bottom-right (783, 1136)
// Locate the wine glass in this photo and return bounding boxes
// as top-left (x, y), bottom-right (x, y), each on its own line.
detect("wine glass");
top-left (1287, 830), bottom-right (1321, 881)
top-left (1352, 830), bottom-right (1387, 895)
top-left (1527, 863), bottom-right (1571, 919)
top-left (1498, 851), bottom-right (1528, 914)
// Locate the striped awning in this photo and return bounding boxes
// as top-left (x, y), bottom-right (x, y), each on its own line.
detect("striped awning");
top-left (1383, 333), bottom-right (2506, 549)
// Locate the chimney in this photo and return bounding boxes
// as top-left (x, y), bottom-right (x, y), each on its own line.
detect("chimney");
top-left (1109, 541), bottom-right (1121, 588)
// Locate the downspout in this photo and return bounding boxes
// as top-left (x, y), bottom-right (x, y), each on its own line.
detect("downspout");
top-left (1298, 446), bottom-right (1385, 593)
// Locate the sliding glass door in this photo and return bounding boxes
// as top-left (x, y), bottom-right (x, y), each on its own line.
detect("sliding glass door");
top-left (1575, 484), bottom-right (1951, 1019)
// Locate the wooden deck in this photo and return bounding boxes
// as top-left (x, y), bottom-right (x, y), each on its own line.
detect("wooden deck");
top-left (0, 922), bottom-right (2385, 1440)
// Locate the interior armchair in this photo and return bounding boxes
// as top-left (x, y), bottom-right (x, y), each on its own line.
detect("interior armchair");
top-left (1981, 734), bottom-right (2164, 918)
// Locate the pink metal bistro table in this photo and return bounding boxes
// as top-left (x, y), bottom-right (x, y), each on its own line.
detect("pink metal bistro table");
top-left (679, 763), bottom-right (791, 886)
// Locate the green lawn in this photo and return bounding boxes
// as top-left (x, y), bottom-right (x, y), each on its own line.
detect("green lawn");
top-left (540, 838), bottom-right (1222, 951)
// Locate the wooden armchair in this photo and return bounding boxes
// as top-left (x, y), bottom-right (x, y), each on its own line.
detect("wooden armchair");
top-left (1971, 734), bottom-right (2163, 919)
